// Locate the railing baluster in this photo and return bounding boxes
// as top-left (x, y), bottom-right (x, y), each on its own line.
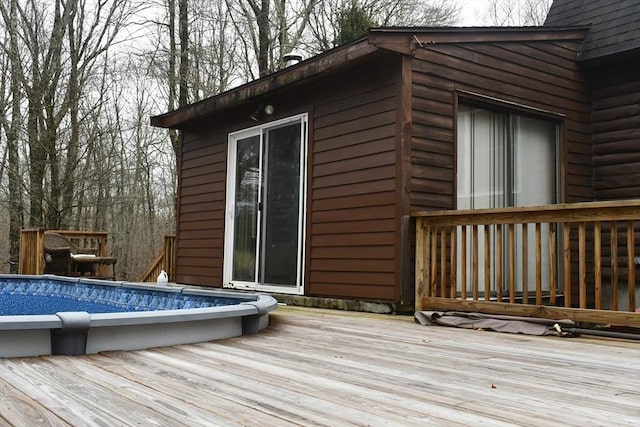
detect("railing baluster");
top-left (484, 225), bottom-right (491, 301)
top-left (522, 223), bottom-right (529, 305)
top-left (611, 221), bottom-right (618, 311)
top-left (440, 227), bottom-right (446, 298)
top-left (496, 224), bottom-right (503, 302)
top-left (461, 226), bottom-right (467, 301)
top-left (473, 225), bottom-right (479, 301)
top-left (450, 227), bottom-right (457, 299)
top-left (535, 223), bottom-right (542, 305)
top-left (594, 221), bottom-right (602, 310)
top-left (564, 223), bottom-right (571, 308)
top-left (549, 223), bottom-right (557, 305)
top-left (579, 222), bottom-right (587, 309)
top-left (627, 221), bottom-right (636, 312)
top-left (430, 226), bottom-right (438, 298)
top-left (509, 224), bottom-right (515, 303)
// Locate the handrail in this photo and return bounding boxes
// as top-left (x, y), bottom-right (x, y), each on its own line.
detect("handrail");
top-left (414, 200), bottom-right (640, 326)
top-left (138, 235), bottom-right (176, 283)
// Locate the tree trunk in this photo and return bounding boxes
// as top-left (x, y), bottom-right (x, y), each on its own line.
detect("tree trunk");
top-left (61, 0), bottom-right (80, 229)
top-left (4, 0), bottom-right (24, 272)
top-left (257, 0), bottom-right (271, 77)
top-left (28, 88), bottom-right (46, 228)
top-left (178, 0), bottom-right (189, 108)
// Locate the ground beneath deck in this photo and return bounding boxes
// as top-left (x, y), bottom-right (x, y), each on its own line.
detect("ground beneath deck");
top-left (1, 306), bottom-right (638, 426)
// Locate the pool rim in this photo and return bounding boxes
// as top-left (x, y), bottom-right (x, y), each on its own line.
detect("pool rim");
top-left (0, 274), bottom-right (278, 358)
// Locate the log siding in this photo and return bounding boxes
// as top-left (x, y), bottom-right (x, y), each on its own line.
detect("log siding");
top-left (592, 62), bottom-right (640, 201)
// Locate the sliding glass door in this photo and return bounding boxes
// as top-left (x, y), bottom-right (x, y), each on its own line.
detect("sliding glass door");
top-left (224, 115), bottom-right (307, 294)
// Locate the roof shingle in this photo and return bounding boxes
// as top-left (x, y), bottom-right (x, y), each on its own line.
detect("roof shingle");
top-left (545, 0), bottom-right (640, 62)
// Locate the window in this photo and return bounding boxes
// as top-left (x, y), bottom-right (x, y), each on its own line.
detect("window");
top-left (457, 104), bottom-right (559, 296)
top-left (457, 104), bottom-right (558, 210)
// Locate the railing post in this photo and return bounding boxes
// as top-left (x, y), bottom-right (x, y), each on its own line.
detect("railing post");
top-left (415, 217), bottom-right (425, 312)
top-left (19, 229), bottom-right (45, 275)
top-left (627, 221), bottom-right (636, 312)
top-left (164, 235), bottom-right (176, 282)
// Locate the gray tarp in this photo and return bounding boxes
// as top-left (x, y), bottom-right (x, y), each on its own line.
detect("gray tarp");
top-left (414, 311), bottom-right (577, 336)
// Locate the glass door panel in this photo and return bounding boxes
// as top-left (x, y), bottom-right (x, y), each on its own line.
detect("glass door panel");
top-left (232, 135), bottom-right (260, 283)
top-left (260, 123), bottom-right (302, 287)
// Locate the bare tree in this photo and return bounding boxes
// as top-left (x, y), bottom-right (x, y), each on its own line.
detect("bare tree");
top-left (189, 0), bottom-right (239, 100)
top-left (483, 0), bottom-right (552, 26)
top-left (178, 0), bottom-right (189, 107)
top-left (307, 0), bottom-right (460, 52)
top-left (226, 0), bottom-right (320, 77)
top-left (0, 0), bottom-right (25, 272)
top-left (0, 0), bottom-right (136, 228)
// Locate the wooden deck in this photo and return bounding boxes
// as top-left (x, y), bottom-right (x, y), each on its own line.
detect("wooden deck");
top-left (1, 306), bottom-right (638, 426)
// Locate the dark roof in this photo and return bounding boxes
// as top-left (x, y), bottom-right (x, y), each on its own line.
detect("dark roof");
top-left (545, 0), bottom-right (640, 63)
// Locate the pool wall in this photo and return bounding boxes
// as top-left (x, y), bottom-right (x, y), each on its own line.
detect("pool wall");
top-left (0, 275), bottom-right (277, 358)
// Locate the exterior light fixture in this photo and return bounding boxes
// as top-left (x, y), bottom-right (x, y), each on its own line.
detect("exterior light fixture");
top-left (249, 104), bottom-right (275, 121)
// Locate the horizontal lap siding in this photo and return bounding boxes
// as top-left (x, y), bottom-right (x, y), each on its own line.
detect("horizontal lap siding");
top-left (411, 40), bottom-right (592, 211)
top-left (592, 63), bottom-right (640, 200)
top-left (176, 129), bottom-right (227, 286)
top-left (309, 58), bottom-right (400, 301)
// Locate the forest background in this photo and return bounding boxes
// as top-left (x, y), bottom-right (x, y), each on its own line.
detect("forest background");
top-left (0, 0), bottom-right (551, 280)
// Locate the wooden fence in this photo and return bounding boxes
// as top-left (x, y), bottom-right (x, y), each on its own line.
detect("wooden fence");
top-left (138, 235), bottom-right (176, 283)
top-left (19, 229), bottom-right (112, 276)
top-left (414, 200), bottom-right (640, 327)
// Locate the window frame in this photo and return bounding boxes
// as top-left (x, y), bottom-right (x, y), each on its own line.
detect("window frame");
top-left (454, 89), bottom-right (566, 207)
top-left (223, 113), bottom-right (308, 295)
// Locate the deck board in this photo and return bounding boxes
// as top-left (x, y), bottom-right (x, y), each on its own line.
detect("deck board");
top-left (0, 306), bottom-right (638, 426)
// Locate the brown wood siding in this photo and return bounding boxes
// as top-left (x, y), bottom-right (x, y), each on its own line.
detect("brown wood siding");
top-left (309, 57), bottom-right (401, 301)
top-left (175, 129), bottom-right (227, 286)
top-left (410, 40), bottom-right (593, 211)
top-left (592, 62), bottom-right (640, 201)
top-left (175, 55), bottom-right (404, 301)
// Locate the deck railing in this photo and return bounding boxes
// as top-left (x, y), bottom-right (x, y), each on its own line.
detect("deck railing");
top-left (138, 235), bottom-right (176, 283)
top-left (414, 200), bottom-right (640, 327)
top-left (18, 229), bottom-right (45, 276)
top-left (19, 229), bottom-right (112, 276)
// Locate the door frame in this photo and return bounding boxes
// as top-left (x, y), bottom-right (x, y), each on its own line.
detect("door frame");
top-left (222, 114), bottom-right (308, 295)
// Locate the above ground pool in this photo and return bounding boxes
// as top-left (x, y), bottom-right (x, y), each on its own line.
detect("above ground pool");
top-left (0, 275), bottom-right (277, 358)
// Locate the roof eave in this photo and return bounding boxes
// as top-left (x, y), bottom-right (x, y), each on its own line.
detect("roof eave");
top-left (151, 26), bottom-right (590, 129)
top-left (150, 38), bottom-right (376, 129)
top-left (368, 26), bottom-right (589, 54)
